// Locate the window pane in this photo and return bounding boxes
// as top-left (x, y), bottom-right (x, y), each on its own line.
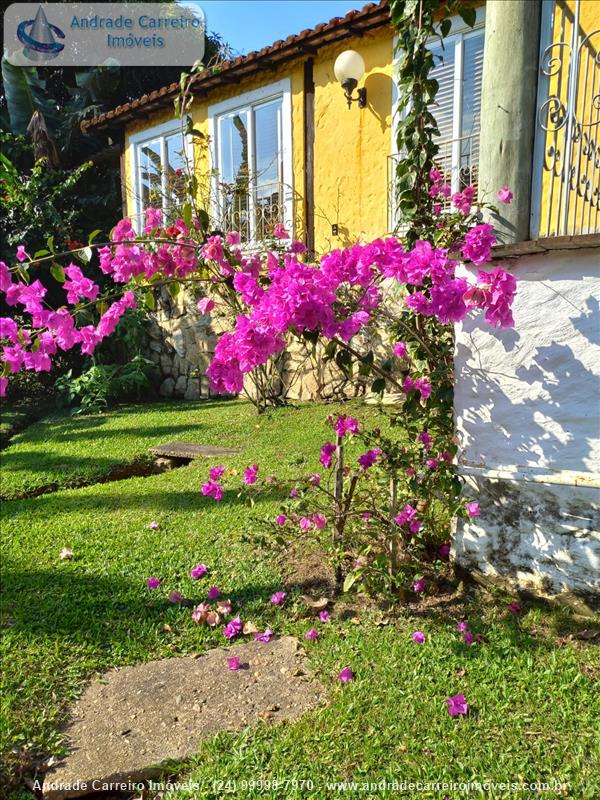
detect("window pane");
top-left (219, 110), bottom-right (250, 238)
top-left (138, 139), bottom-right (162, 212)
top-left (429, 41), bottom-right (456, 145)
top-left (254, 99), bottom-right (283, 238)
top-left (164, 133), bottom-right (187, 217)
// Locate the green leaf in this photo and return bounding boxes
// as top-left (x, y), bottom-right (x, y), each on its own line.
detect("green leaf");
top-left (197, 208), bottom-right (210, 232)
top-left (88, 229), bottom-right (102, 244)
top-left (343, 572), bottom-right (358, 593)
top-left (47, 235), bottom-right (55, 254)
top-left (144, 290), bottom-right (156, 311)
top-left (33, 249), bottom-right (50, 259)
top-left (167, 282), bottom-right (181, 300)
top-left (181, 202), bottom-right (193, 228)
top-left (371, 377), bottom-right (386, 395)
top-left (50, 263), bottom-right (65, 283)
top-left (458, 7), bottom-right (477, 28)
top-left (1, 56), bottom-right (60, 136)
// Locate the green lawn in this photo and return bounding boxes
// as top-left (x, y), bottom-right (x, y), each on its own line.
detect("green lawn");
top-left (1, 400), bottom-right (599, 799)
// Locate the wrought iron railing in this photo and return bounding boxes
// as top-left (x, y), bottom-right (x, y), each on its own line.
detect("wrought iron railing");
top-left (388, 133), bottom-right (479, 231)
top-left (532, 0), bottom-right (600, 237)
top-left (217, 180), bottom-right (285, 242)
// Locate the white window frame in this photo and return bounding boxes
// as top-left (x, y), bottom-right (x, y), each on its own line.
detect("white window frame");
top-left (390, 7), bottom-right (486, 195)
top-left (208, 78), bottom-right (293, 241)
top-left (128, 119), bottom-right (193, 230)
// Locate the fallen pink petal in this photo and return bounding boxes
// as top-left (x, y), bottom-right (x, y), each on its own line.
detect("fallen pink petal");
top-left (446, 693), bottom-right (469, 717)
top-left (223, 616), bottom-right (243, 639)
top-left (412, 631), bottom-right (426, 644)
top-left (271, 591), bottom-right (286, 606)
top-left (507, 602), bottom-right (522, 614)
top-left (255, 628), bottom-right (273, 642)
top-left (319, 611), bottom-right (331, 623)
top-left (146, 577), bottom-right (160, 589)
top-left (168, 591), bottom-right (184, 604)
top-left (190, 563), bottom-right (208, 580)
top-left (305, 627), bottom-right (319, 641)
top-left (207, 585), bottom-right (221, 600)
top-left (337, 666), bottom-right (354, 683)
top-left (226, 656), bottom-right (241, 670)
top-left (147, 521), bottom-right (160, 530)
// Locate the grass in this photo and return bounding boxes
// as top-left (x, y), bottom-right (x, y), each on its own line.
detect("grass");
top-left (1, 400), bottom-right (599, 799)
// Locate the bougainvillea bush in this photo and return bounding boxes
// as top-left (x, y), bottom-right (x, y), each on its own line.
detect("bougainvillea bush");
top-left (0, 168), bottom-right (515, 595)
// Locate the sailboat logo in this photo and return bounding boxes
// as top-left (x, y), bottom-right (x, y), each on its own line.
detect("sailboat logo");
top-left (17, 6), bottom-right (65, 61)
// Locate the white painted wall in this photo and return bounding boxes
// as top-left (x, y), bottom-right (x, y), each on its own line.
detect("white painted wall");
top-left (453, 247), bottom-right (600, 610)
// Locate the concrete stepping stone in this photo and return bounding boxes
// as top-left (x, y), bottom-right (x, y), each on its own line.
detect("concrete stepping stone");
top-left (149, 442), bottom-right (241, 460)
top-left (42, 637), bottom-right (325, 799)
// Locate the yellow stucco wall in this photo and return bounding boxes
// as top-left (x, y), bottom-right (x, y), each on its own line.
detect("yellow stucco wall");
top-left (123, 26), bottom-right (394, 255)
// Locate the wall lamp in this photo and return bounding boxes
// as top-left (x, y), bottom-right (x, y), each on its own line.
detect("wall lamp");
top-left (334, 50), bottom-right (367, 109)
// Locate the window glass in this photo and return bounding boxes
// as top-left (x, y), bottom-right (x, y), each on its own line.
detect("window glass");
top-left (164, 133), bottom-right (187, 216)
top-left (138, 138), bottom-right (162, 211)
top-left (254, 99), bottom-right (282, 239)
top-left (219, 110), bottom-right (250, 237)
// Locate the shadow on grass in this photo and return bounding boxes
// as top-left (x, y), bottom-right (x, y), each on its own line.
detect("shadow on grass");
top-left (1, 565), bottom-right (281, 649)
top-left (1, 483), bottom-right (291, 515)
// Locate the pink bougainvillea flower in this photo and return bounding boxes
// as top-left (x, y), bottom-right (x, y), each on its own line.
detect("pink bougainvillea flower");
top-left (207, 585), bottom-right (221, 600)
top-left (289, 487), bottom-right (299, 498)
top-left (466, 502), bottom-right (480, 517)
top-left (337, 666), bottom-right (354, 683)
top-left (438, 542), bottom-right (451, 560)
top-left (463, 631), bottom-right (476, 646)
top-left (462, 223), bottom-right (496, 265)
top-left (243, 464), bottom-right (259, 485)
top-left (498, 186), bottom-right (513, 204)
top-left (409, 519), bottom-right (422, 534)
top-left (225, 231), bottom-right (241, 246)
top-left (147, 577), bottom-right (161, 589)
top-left (320, 442), bottom-right (336, 468)
top-left (59, 547), bottom-right (74, 560)
top-left (446, 693), bottom-right (469, 717)
top-left (305, 627), bottom-right (319, 641)
top-left (395, 503), bottom-right (417, 527)
top-left (201, 480), bottom-right (224, 502)
top-left (226, 656), bottom-right (241, 670)
top-left (358, 448), bottom-right (381, 471)
top-left (426, 458), bottom-right (439, 470)
top-left (275, 514), bottom-right (287, 526)
top-left (412, 577), bottom-right (426, 594)
top-left (192, 603), bottom-right (210, 625)
top-left (457, 621), bottom-right (469, 633)
top-left (309, 473), bottom-right (321, 486)
top-left (16, 245), bottom-right (30, 262)
top-left (362, 512), bottom-right (372, 520)
top-left (299, 516), bottom-right (312, 531)
top-left (412, 631), bottom-right (426, 644)
top-left (223, 616), bottom-right (243, 639)
top-left (272, 223), bottom-right (289, 240)
top-left (190, 563), bottom-right (208, 580)
top-left (217, 599), bottom-right (233, 615)
top-left (147, 520), bottom-right (160, 530)
top-left (209, 465), bottom-right (225, 481)
top-left (197, 297), bottom-right (215, 314)
top-left (319, 611), bottom-right (331, 623)
top-left (312, 513), bottom-right (327, 529)
top-left (417, 430), bottom-right (432, 450)
top-left (271, 591), bottom-right (286, 606)
top-left (168, 590), bottom-right (184, 604)
top-left (393, 341), bottom-right (408, 358)
top-left (507, 601), bottom-right (522, 614)
top-left (255, 628), bottom-right (273, 643)
top-left (206, 610), bottom-right (221, 627)
top-left (334, 415), bottom-right (359, 438)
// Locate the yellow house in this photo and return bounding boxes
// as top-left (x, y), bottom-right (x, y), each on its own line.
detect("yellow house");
top-left (83, 0), bottom-right (600, 609)
top-left (83, 0), bottom-right (488, 254)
